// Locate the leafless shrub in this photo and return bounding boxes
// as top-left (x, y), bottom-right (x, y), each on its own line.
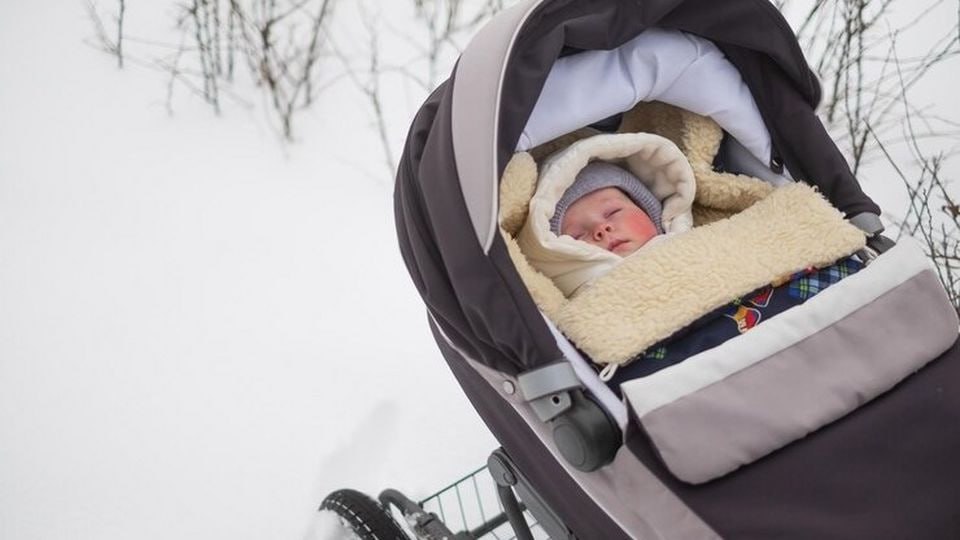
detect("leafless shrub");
top-left (218, 0), bottom-right (337, 137)
top-left (409, 0), bottom-right (505, 89)
top-left (786, 0), bottom-right (960, 172)
top-left (337, 0), bottom-right (505, 175)
top-left (85, 0), bottom-right (126, 68)
top-left (177, 0), bottom-right (223, 112)
top-left (867, 50), bottom-right (960, 311)
top-left (334, 8), bottom-right (395, 176)
top-left (779, 0), bottom-right (960, 311)
top-left (872, 128), bottom-right (960, 311)
top-left (87, 0), bottom-right (337, 140)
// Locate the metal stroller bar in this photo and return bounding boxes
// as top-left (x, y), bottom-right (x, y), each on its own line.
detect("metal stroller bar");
top-left (379, 489), bottom-right (465, 539)
top-left (488, 449), bottom-right (575, 540)
top-left (369, 448), bottom-right (572, 540)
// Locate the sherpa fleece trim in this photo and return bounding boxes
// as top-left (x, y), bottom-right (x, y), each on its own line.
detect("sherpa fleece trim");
top-left (619, 101), bottom-right (776, 226)
top-left (517, 132), bottom-right (697, 297)
top-left (558, 183), bottom-right (866, 365)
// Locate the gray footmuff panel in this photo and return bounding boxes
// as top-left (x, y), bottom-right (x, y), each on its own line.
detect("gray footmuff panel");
top-left (621, 240), bottom-right (959, 484)
top-left (640, 268), bottom-right (957, 483)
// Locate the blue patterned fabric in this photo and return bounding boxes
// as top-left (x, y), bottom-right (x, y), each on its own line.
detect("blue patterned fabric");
top-left (788, 259), bottom-right (859, 300)
top-left (605, 257), bottom-right (864, 394)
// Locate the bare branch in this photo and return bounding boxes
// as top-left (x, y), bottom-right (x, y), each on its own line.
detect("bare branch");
top-left (85, 0), bottom-right (124, 67)
top-left (117, 0), bottom-right (125, 68)
top-left (332, 6), bottom-right (395, 175)
top-left (88, 0), bottom-right (338, 140)
top-left (790, 0), bottom-right (959, 311)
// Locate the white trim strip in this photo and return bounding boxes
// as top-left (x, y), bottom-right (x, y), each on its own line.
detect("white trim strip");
top-left (623, 239), bottom-right (933, 417)
top-left (542, 314), bottom-right (629, 430)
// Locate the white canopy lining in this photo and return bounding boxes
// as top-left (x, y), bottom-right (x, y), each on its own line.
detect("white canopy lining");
top-left (518, 28), bottom-right (792, 183)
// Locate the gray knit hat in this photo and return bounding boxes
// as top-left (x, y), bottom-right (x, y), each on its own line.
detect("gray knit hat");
top-left (550, 161), bottom-right (664, 235)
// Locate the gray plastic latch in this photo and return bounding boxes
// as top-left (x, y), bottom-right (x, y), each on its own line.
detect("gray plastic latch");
top-left (850, 213), bottom-right (895, 264)
top-left (850, 212), bottom-right (885, 237)
top-left (517, 362), bottom-right (582, 422)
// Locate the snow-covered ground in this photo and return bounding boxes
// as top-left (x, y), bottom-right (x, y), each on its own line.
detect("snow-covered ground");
top-left (1, 2), bottom-right (957, 539)
top-left (0, 4), bottom-right (495, 540)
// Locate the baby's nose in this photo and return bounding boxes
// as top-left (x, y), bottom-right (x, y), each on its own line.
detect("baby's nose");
top-left (593, 223), bottom-right (613, 240)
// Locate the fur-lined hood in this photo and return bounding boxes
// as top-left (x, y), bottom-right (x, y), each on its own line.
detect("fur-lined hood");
top-left (517, 132), bottom-right (697, 297)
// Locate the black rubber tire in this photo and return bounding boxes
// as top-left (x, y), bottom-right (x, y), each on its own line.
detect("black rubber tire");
top-left (319, 489), bottom-right (409, 540)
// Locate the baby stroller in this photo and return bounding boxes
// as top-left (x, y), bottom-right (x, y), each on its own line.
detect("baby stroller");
top-left (329, 0), bottom-right (960, 538)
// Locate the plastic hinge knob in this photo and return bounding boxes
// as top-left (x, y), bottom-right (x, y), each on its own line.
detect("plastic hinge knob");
top-left (551, 391), bottom-right (620, 472)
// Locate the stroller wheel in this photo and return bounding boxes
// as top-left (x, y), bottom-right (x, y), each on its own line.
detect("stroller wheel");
top-left (319, 489), bottom-right (409, 540)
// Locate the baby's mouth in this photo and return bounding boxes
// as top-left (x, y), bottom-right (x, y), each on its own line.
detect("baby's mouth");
top-left (609, 239), bottom-right (629, 253)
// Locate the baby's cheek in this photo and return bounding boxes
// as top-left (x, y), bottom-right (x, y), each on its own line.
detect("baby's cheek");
top-left (624, 213), bottom-right (657, 243)
top-left (644, 220), bottom-right (658, 239)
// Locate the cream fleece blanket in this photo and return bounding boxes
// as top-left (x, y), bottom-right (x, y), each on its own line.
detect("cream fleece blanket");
top-left (500, 102), bottom-right (867, 366)
top-left (518, 132), bottom-right (697, 297)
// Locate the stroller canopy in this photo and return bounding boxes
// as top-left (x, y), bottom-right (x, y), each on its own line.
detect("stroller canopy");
top-left (394, 0), bottom-right (880, 376)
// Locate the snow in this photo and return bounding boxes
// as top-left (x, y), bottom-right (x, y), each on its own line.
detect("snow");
top-left (307, 511), bottom-right (367, 540)
top-left (0, 3), bottom-right (494, 540)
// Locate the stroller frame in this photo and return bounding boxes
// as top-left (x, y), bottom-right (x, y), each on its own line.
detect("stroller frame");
top-left (322, 448), bottom-right (569, 540)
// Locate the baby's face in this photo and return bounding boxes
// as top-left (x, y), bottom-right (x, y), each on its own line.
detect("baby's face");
top-left (560, 187), bottom-right (658, 256)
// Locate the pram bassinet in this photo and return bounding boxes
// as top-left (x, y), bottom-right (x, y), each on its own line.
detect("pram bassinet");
top-left (394, 0), bottom-right (960, 537)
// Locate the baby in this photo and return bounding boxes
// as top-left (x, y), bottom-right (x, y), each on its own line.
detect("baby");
top-left (518, 157), bottom-right (679, 297)
top-left (517, 131), bottom-right (696, 297)
top-left (551, 161), bottom-right (664, 257)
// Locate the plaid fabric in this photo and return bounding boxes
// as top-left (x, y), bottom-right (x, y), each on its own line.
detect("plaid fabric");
top-left (644, 346), bottom-right (667, 361)
top-left (606, 256), bottom-right (864, 393)
top-left (788, 258), bottom-right (860, 300)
